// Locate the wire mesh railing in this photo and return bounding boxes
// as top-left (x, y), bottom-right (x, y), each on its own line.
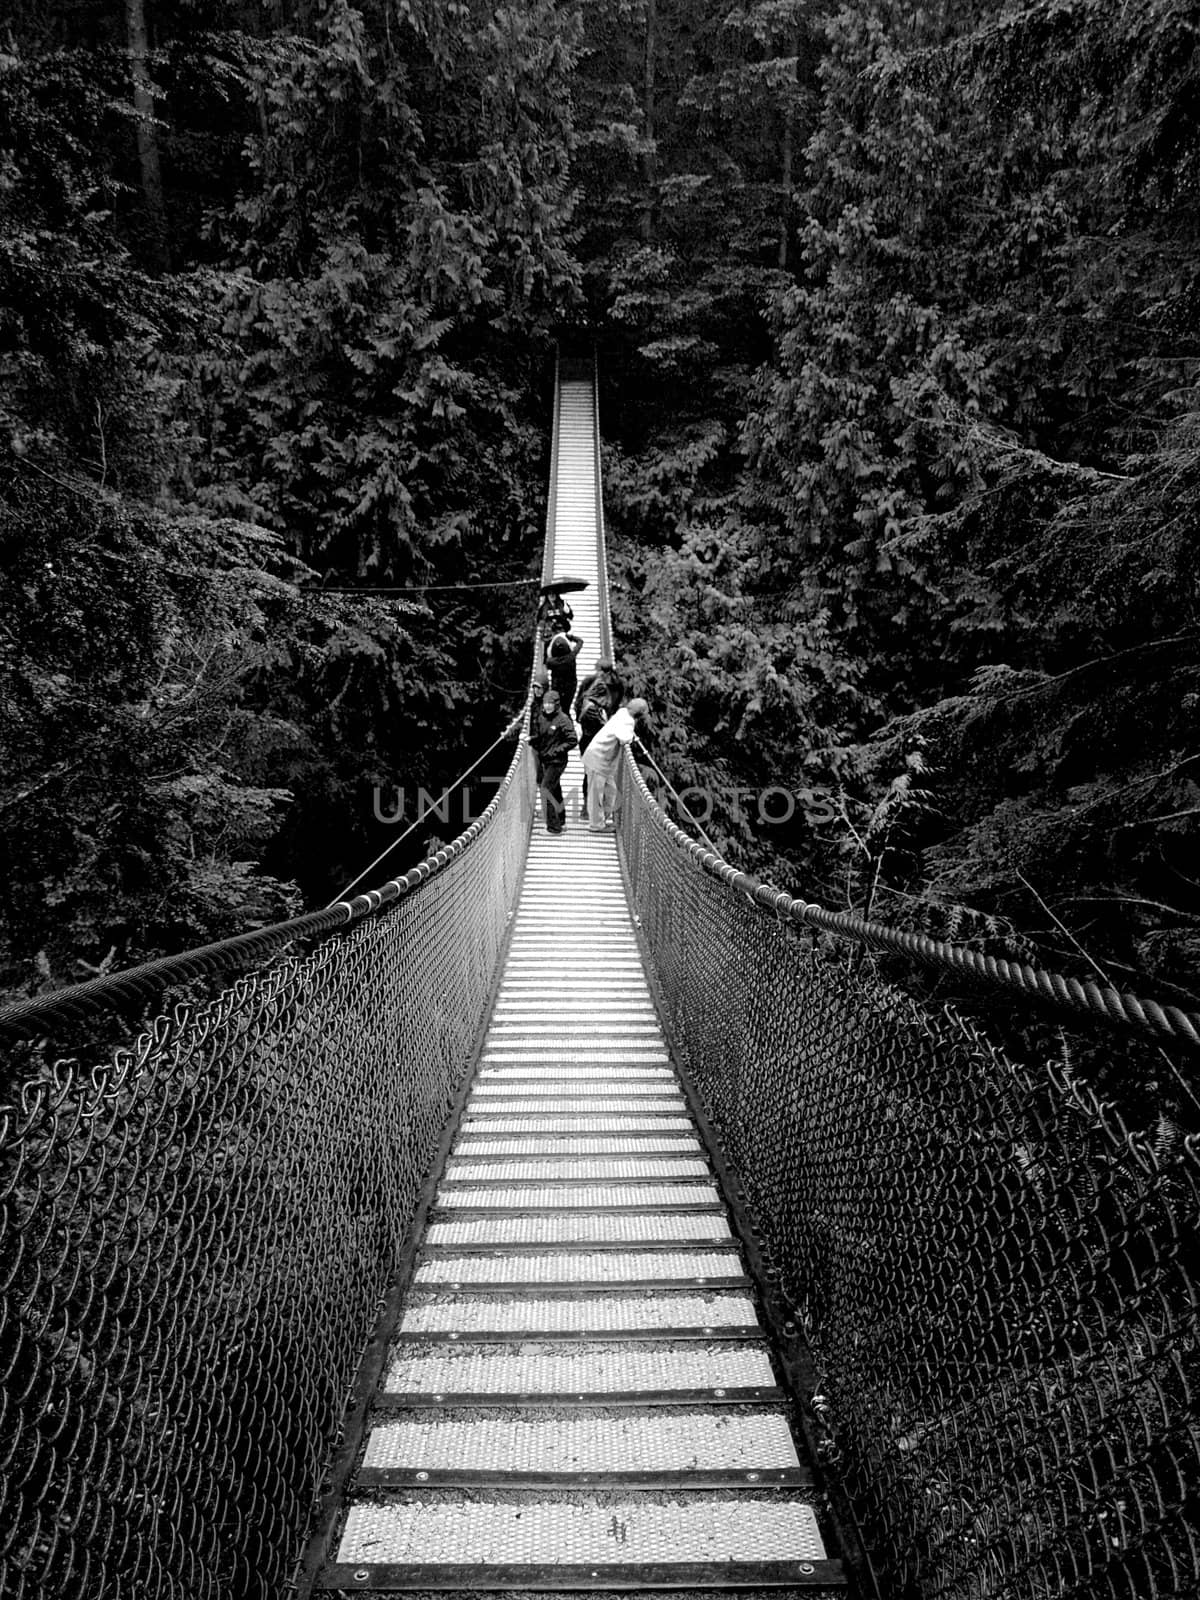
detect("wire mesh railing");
top-left (11, 351), bottom-right (1199, 1600)
top-left (617, 756), bottom-right (1200, 1600)
top-left (0, 741), bottom-right (535, 1600)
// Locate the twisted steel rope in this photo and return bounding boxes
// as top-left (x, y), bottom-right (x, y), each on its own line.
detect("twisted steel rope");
top-left (0, 739), bottom-right (537, 1600)
top-left (0, 720), bottom-right (530, 1046)
top-left (618, 765), bottom-right (1200, 1600)
top-left (624, 754), bottom-right (1200, 1048)
top-left (0, 372), bottom-right (553, 1600)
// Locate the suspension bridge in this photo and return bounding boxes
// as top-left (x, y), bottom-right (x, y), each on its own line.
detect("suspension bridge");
top-left (1, 359), bottom-right (1198, 1600)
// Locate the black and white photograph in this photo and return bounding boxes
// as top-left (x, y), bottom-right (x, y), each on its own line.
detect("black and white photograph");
top-left (2, 3), bottom-right (1196, 1597)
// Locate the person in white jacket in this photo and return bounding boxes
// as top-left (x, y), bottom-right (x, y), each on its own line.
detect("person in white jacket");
top-left (582, 698), bottom-right (648, 832)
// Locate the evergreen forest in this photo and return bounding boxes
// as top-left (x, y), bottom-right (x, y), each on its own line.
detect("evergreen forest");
top-left (2, 1), bottom-right (1198, 1119)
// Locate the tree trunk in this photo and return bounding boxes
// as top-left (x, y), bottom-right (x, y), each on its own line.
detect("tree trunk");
top-left (125, 0), bottom-right (169, 270)
top-left (778, 28), bottom-right (799, 270)
top-left (778, 112), bottom-right (792, 268)
top-left (641, 0), bottom-right (657, 240)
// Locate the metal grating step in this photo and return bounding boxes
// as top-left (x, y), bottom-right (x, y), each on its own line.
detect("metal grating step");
top-left (492, 1001), bottom-right (655, 1011)
top-left (492, 979), bottom-right (652, 992)
top-left (397, 1292), bottom-right (762, 1337)
top-left (443, 1158), bottom-right (709, 1183)
top-left (507, 914), bottom-right (632, 923)
top-left (472, 1086), bottom-right (676, 1100)
top-left (505, 943), bottom-right (641, 954)
top-left (513, 900), bottom-right (629, 911)
top-left (480, 1056), bottom-right (668, 1068)
top-left (414, 1250), bottom-right (742, 1285)
top-left (471, 1082), bottom-right (680, 1098)
top-left (380, 1341), bottom-right (779, 1396)
top-left (510, 922), bottom-right (632, 931)
top-left (459, 1098), bottom-right (687, 1115)
top-left (458, 1116), bottom-right (695, 1135)
top-left (491, 1000), bottom-right (657, 1011)
top-left (509, 923), bottom-right (633, 934)
top-left (440, 1169), bottom-right (712, 1191)
top-left (502, 939), bottom-right (639, 948)
top-left (489, 1004), bottom-right (659, 1017)
top-left (491, 983), bottom-right (647, 994)
top-left (329, 1493), bottom-right (832, 1568)
top-left (478, 1050), bottom-right (668, 1066)
top-left (435, 1184), bottom-right (719, 1210)
top-left (466, 1107), bottom-right (686, 1123)
top-left (359, 1409), bottom-right (801, 1477)
top-left (490, 1011), bottom-right (659, 1024)
top-left (453, 1136), bottom-right (702, 1156)
top-left (479, 1051), bottom-right (670, 1064)
top-left (512, 902), bottom-right (630, 912)
top-left (491, 975), bottom-right (648, 991)
top-left (424, 1214), bottom-right (730, 1248)
top-left (477, 1063), bottom-right (672, 1077)
top-left (485, 1026), bottom-right (664, 1040)
top-left (496, 979), bottom-right (650, 991)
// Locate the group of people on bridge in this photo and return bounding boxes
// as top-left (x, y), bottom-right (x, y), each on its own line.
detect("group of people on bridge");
top-left (529, 601), bottom-right (647, 835)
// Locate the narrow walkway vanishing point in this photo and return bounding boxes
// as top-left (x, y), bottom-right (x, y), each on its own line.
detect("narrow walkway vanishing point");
top-left (6, 358), bottom-right (1198, 1600)
top-left (309, 369), bottom-right (846, 1592)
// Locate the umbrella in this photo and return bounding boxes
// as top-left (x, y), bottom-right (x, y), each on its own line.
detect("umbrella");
top-left (539, 576), bottom-right (589, 595)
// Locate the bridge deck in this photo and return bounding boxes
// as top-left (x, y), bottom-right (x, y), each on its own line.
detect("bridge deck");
top-left (312, 372), bottom-right (844, 1593)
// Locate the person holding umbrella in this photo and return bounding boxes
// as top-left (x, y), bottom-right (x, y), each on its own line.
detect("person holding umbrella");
top-left (538, 594), bottom-right (574, 634)
top-left (537, 576), bottom-right (587, 635)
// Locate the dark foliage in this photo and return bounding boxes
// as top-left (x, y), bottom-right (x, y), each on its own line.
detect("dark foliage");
top-left (0, 1), bottom-right (579, 1002)
top-left (4, 0), bottom-right (1199, 1123)
top-left (583, 0), bottom-right (1200, 1125)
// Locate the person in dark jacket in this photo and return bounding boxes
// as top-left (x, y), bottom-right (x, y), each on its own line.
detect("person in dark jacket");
top-left (529, 689), bottom-right (578, 834)
top-left (575, 659), bottom-right (623, 723)
top-left (545, 626), bottom-right (584, 710)
top-left (574, 662), bottom-right (618, 807)
top-left (575, 674), bottom-right (610, 755)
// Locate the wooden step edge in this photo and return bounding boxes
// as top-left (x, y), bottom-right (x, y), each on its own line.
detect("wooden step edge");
top-left (411, 1278), bottom-right (752, 1295)
top-left (436, 1177), bottom-right (713, 1190)
top-left (392, 1325), bottom-right (766, 1344)
top-left (463, 1097), bottom-right (688, 1105)
top-left (314, 1557), bottom-right (848, 1591)
top-left (353, 1467), bottom-right (814, 1491)
top-left (429, 1205), bottom-right (726, 1219)
top-left (418, 1240), bottom-right (735, 1256)
top-left (459, 1109), bottom-right (692, 1120)
top-left (450, 1141), bottom-right (702, 1152)
top-left (374, 1386), bottom-right (782, 1410)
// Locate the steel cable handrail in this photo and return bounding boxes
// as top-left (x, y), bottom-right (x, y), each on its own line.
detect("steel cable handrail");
top-left (588, 336), bottom-right (1199, 1048)
top-left (0, 717), bottom-right (530, 1045)
top-left (0, 387), bottom-right (553, 1600)
top-left (327, 721), bottom-right (526, 906)
top-left (621, 751), bottom-right (1200, 1047)
top-left (617, 740), bottom-right (1200, 1600)
top-left (592, 351), bottom-right (613, 664)
top-left (542, 349), bottom-right (562, 591)
top-left (0, 357), bottom-right (569, 1050)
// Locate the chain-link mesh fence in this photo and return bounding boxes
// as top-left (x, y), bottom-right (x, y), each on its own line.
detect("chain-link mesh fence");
top-left (619, 758), bottom-right (1200, 1600)
top-left (0, 744), bottom-right (534, 1600)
